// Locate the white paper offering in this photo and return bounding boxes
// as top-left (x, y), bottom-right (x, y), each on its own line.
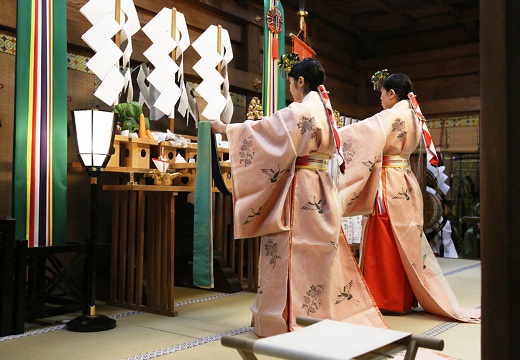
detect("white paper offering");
top-left (137, 64), bottom-right (166, 121)
top-left (86, 41), bottom-right (123, 80)
top-left (175, 153), bottom-right (187, 163)
top-left (94, 66), bottom-right (126, 106)
top-left (142, 8), bottom-right (191, 118)
top-left (80, 0), bottom-right (140, 106)
top-left (153, 157), bottom-right (169, 173)
top-left (191, 25), bottom-right (234, 122)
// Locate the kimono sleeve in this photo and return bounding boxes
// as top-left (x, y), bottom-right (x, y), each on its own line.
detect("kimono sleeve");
top-left (226, 109), bottom-right (297, 239)
top-left (336, 111), bottom-right (392, 216)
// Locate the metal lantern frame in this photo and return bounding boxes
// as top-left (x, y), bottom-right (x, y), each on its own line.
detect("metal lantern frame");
top-left (71, 109), bottom-right (116, 176)
top-left (67, 109), bottom-right (117, 332)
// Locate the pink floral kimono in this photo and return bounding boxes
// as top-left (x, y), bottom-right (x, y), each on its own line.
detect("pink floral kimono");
top-left (337, 100), bottom-right (480, 323)
top-left (226, 91), bottom-right (387, 337)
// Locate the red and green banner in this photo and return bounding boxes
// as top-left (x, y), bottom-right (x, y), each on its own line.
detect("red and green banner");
top-left (263, 0), bottom-right (286, 116)
top-left (14, 0), bottom-right (68, 246)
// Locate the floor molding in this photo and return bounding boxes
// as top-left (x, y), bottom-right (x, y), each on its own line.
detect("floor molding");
top-left (173, 291), bottom-right (246, 307)
top-left (0, 292), bottom-right (247, 342)
top-left (125, 326), bottom-right (253, 360)
top-left (443, 262), bottom-right (481, 276)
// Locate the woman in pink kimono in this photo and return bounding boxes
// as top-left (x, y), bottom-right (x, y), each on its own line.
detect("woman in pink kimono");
top-left (211, 59), bottom-right (386, 337)
top-left (337, 73), bottom-right (480, 322)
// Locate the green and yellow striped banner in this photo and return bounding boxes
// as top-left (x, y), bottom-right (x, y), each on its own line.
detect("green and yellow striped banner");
top-left (14, 0), bottom-right (68, 246)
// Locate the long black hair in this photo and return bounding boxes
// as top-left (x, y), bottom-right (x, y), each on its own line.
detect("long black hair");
top-left (382, 73), bottom-right (413, 101)
top-left (288, 58), bottom-right (325, 91)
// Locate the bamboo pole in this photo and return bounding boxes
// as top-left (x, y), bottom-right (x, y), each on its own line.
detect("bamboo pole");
top-left (217, 25), bottom-right (222, 75)
top-left (169, 8), bottom-right (177, 133)
top-left (114, 0), bottom-right (122, 105)
top-left (115, 0), bottom-right (121, 47)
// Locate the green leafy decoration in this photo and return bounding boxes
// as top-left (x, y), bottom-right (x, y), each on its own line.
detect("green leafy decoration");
top-left (113, 101), bottom-right (150, 132)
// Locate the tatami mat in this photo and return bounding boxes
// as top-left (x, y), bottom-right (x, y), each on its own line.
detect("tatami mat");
top-left (0, 258), bottom-right (481, 360)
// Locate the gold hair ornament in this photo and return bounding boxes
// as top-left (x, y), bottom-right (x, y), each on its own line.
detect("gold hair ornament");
top-left (371, 69), bottom-right (389, 90)
top-left (278, 52), bottom-right (300, 76)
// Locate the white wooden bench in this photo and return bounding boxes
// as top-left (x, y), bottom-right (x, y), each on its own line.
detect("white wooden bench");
top-left (221, 316), bottom-right (444, 360)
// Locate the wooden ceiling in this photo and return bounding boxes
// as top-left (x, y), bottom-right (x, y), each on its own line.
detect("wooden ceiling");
top-left (281, 0), bottom-right (479, 58)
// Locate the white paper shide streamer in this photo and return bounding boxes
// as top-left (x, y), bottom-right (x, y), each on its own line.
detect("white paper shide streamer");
top-left (427, 161), bottom-right (450, 195)
top-left (136, 64), bottom-right (165, 121)
top-left (192, 25), bottom-right (234, 123)
top-left (142, 8), bottom-right (192, 122)
top-left (80, 0), bottom-right (140, 106)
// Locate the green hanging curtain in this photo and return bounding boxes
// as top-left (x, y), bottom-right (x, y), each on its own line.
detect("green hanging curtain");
top-left (193, 121), bottom-right (214, 287)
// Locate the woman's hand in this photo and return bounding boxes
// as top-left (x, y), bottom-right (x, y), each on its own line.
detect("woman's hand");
top-left (210, 119), bottom-right (227, 134)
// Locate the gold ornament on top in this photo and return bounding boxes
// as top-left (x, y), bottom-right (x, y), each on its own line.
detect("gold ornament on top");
top-left (297, 10), bottom-right (308, 33)
top-left (334, 110), bottom-right (344, 128)
top-left (371, 69), bottom-right (389, 90)
top-left (247, 97), bottom-right (264, 120)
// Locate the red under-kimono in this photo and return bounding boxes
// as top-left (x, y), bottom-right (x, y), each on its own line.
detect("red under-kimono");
top-left (225, 91), bottom-right (387, 337)
top-left (337, 100), bottom-right (480, 323)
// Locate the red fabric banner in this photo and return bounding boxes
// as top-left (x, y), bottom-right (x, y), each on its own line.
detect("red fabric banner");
top-left (292, 36), bottom-right (315, 60)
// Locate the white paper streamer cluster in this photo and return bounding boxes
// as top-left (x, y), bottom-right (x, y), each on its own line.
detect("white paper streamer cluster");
top-left (192, 25), bottom-right (234, 123)
top-left (80, 4), bottom-right (232, 126)
top-left (137, 62), bottom-right (199, 123)
top-left (427, 161), bottom-right (450, 195)
top-left (80, 0), bottom-right (140, 106)
top-left (142, 8), bottom-right (194, 121)
top-left (136, 64), bottom-right (165, 121)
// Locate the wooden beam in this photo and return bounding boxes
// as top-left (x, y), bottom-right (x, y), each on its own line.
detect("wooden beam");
top-left (134, 0), bottom-right (261, 27)
top-left (288, 0), bottom-right (368, 36)
top-left (364, 96), bottom-right (480, 119)
top-left (67, 1), bottom-right (246, 50)
top-left (0, 0), bottom-right (16, 30)
top-left (376, 7), bottom-right (479, 37)
top-left (364, 43), bottom-right (479, 70)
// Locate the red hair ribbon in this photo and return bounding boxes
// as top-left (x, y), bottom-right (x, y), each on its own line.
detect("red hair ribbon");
top-left (408, 92), bottom-right (439, 167)
top-left (318, 85), bottom-right (345, 174)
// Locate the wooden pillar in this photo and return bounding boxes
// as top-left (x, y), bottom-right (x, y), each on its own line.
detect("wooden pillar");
top-left (480, 1), bottom-right (520, 358)
top-left (246, 20), bottom-right (263, 76)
